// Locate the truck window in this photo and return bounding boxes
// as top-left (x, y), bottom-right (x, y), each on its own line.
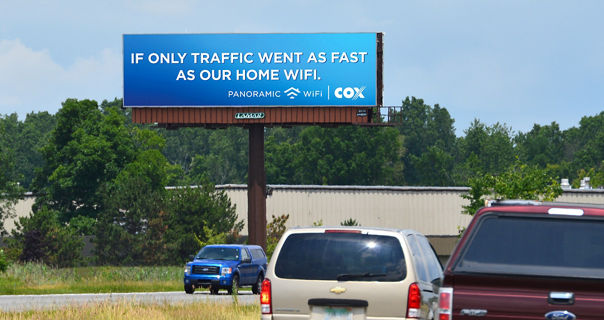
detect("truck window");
top-left (241, 248), bottom-right (251, 261)
top-left (251, 248), bottom-right (265, 260)
top-left (454, 214), bottom-right (604, 279)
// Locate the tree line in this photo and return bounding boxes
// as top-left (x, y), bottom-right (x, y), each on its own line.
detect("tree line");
top-left (161, 96), bottom-right (603, 188)
top-left (0, 97), bottom-right (602, 266)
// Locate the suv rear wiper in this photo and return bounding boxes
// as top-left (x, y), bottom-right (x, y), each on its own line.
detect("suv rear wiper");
top-left (336, 273), bottom-right (386, 281)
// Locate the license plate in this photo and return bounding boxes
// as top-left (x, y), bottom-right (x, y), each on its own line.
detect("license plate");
top-left (311, 306), bottom-right (364, 320)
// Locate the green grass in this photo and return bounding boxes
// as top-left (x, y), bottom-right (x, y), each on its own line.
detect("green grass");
top-left (0, 262), bottom-right (184, 295)
top-left (0, 262), bottom-right (252, 295)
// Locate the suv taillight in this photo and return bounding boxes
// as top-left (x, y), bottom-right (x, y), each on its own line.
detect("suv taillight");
top-left (438, 287), bottom-right (453, 320)
top-left (260, 278), bottom-right (272, 314)
top-left (407, 282), bottom-right (421, 318)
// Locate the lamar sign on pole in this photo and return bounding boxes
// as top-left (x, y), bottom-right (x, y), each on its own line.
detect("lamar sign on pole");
top-left (123, 33), bottom-right (380, 108)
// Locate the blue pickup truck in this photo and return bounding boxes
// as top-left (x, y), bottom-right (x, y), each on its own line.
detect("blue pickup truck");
top-left (184, 244), bottom-right (267, 294)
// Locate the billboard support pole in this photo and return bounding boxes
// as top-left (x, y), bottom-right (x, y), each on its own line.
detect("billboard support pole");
top-left (247, 124), bottom-right (267, 249)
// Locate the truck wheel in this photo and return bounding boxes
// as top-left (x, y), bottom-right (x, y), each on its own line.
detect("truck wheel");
top-left (252, 274), bottom-right (263, 294)
top-left (227, 274), bottom-right (239, 295)
top-left (210, 285), bottom-right (219, 295)
top-left (184, 284), bottom-right (194, 294)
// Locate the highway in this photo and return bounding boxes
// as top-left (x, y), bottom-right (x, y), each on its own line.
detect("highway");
top-left (0, 291), bottom-right (258, 312)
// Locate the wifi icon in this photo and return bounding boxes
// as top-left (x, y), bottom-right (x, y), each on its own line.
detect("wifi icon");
top-left (284, 87), bottom-right (300, 99)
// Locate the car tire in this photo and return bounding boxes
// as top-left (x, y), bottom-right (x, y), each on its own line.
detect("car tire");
top-left (252, 273), bottom-right (263, 294)
top-left (209, 285), bottom-right (219, 295)
top-left (184, 284), bottom-right (194, 294)
top-left (227, 274), bottom-right (239, 295)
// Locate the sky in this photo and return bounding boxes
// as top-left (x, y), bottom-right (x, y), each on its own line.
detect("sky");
top-left (1, 0), bottom-right (603, 136)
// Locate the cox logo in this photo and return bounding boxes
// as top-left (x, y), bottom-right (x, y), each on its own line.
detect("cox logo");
top-left (334, 86), bottom-right (365, 100)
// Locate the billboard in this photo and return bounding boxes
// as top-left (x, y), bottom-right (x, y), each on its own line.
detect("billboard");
top-left (123, 33), bottom-right (381, 107)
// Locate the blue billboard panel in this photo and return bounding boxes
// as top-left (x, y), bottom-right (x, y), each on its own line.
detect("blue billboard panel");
top-left (123, 33), bottom-right (378, 107)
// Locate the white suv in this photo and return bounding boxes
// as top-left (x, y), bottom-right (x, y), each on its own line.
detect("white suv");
top-left (260, 227), bottom-right (443, 319)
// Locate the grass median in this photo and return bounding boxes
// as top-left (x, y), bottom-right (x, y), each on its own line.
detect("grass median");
top-left (0, 262), bottom-right (185, 295)
top-left (0, 300), bottom-right (260, 319)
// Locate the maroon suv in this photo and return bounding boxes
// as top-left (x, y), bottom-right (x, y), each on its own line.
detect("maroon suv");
top-left (438, 200), bottom-right (604, 320)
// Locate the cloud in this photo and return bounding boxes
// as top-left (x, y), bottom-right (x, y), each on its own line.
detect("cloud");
top-left (0, 39), bottom-right (121, 117)
top-left (125, 0), bottom-right (196, 16)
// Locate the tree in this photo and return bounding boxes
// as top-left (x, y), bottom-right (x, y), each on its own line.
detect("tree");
top-left (410, 145), bottom-right (455, 186)
top-left (393, 97), bottom-right (457, 186)
top-left (161, 127), bottom-right (212, 178)
top-left (187, 128), bottom-right (248, 184)
top-left (162, 183), bottom-right (243, 264)
top-left (0, 112), bottom-right (56, 191)
top-left (572, 162), bottom-right (604, 189)
top-left (14, 112), bottom-right (56, 190)
top-left (33, 99), bottom-right (137, 223)
top-left (266, 125), bottom-right (404, 185)
top-left (0, 115), bottom-right (23, 236)
top-left (455, 119), bottom-right (515, 184)
top-left (568, 112), bottom-right (604, 180)
top-left (95, 143), bottom-right (168, 266)
top-left (162, 127), bottom-right (248, 185)
top-left (265, 135), bottom-right (298, 184)
top-left (0, 114), bottom-right (20, 148)
top-left (515, 122), bottom-right (564, 168)
top-left (462, 159), bottom-right (563, 216)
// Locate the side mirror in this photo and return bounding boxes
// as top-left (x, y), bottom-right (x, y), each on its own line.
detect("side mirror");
top-left (189, 255), bottom-right (195, 261)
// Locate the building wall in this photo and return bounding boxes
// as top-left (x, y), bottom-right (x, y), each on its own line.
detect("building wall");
top-left (2, 195), bottom-right (35, 232)
top-left (556, 190), bottom-right (604, 204)
top-left (219, 185), bottom-right (473, 237)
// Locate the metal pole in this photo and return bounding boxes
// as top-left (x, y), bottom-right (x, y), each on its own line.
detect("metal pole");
top-left (247, 124), bottom-right (267, 249)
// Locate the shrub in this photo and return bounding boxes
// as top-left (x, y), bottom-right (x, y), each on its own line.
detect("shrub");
top-left (340, 218), bottom-right (360, 226)
top-left (266, 214), bottom-right (289, 259)
top-left (7, 207), bottom-right (84, 267)
top-left (0, 250), bottom-right (9, 273)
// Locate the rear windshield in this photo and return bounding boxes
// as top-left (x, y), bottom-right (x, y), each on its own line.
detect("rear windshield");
top-left (454, 214), bottom-right (604, 279)
top-left (275, 232), bottom-right (406, 281)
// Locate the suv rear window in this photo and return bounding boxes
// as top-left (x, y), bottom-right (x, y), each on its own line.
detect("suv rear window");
top-left (275, 232), bottom-right (406, 281)
top-left (454, 214), bottom-right (604, 279)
